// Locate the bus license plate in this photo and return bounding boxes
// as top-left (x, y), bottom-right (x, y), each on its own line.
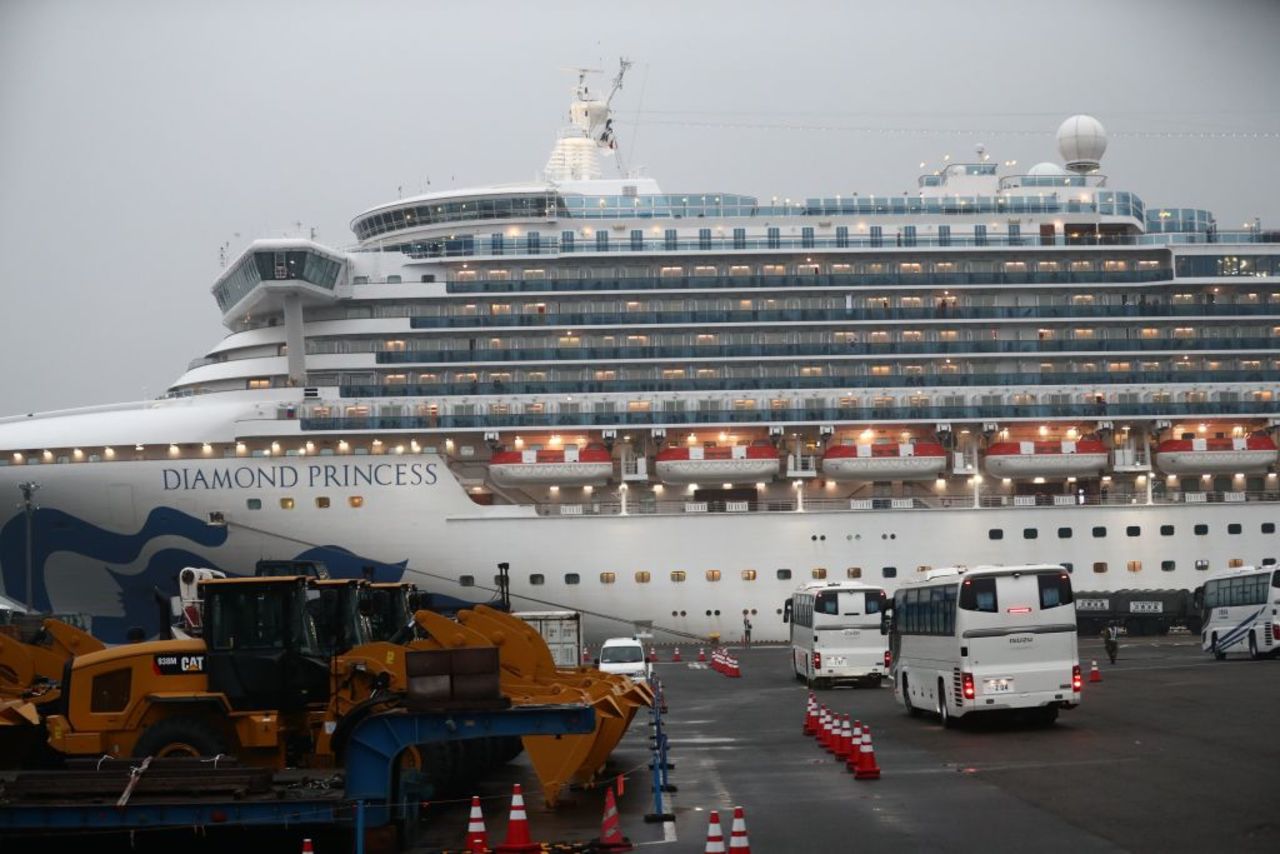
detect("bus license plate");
top-left (984, 678), bottom-right (1014, 694)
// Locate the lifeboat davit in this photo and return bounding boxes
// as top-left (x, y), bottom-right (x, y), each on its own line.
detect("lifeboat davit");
top-left (654, 441), bottom-right (780, 484)
top-left (1154, 435), bottom-right (1278, 475)
top-left (983, 440), bottom-right (1109, 478)
top-left (822, 442), bottom-right (947, 481)
top-left (490, 443), bottom-right (613, 486)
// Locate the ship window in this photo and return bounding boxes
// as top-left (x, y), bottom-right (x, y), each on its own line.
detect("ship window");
top-left (882, 566), bottom-right (897, 578)
top-left (1057, 527), bottom-right (1072, 539)
top-left (741, 569), bottom-right (757, 581)
top-left (1264, 523), bottom-right (1277, 534)
top-left (811, 567), bottom-right (827, 580)
top-left (315, 497), bottom-right (330, 509)
top-left (1023, 528), bottom-right (1038, 540)
top-left (280, 498), bottom-right (295, 510)
top-left (564, 573), bottom-right (580, 585)
top-left (1160, 524), bottom-right (1175, 536)
top-left (988, 528), bottom-right (1003, 540)
top-left (1195, 560), bottom-right (1210, 571)
top-left (248, 378), bottom-right (271, 390)
top-left (348, 496), bottom-right (364, 508)
top-left (247, 498), bottom-right (262, 510)
top-left (530, 574), bottom-right (545, 585)
top-left (90, 668), bottom-right (132, 714)
top-left (459, 575), bottom-right (475, 587)
top-left (1092, 562), bottom-right (1108, 573)
top-left (1161, 561), bottom-right (1176, 572)
top-left (600, 572), bottom-right (617, 584)
top-left (776, 569), bottom-right (792, 580)
top-left (670, 571), bottom-right (686, 582)
top-left (1127, 560), bottom-right (1142, 573)
top-left (846, 567), bottom-right (862, 579)
top-left (1092, 526), bottom-right (1107, 538)
top-left (1228, 523), bottom-right (1242, 535)
top-left (1194, 524), bottom-right (1208, 535)
top-left (634, 571), bottom-right (651, 584)
top-left (1126, 526), bottom-right (1141, 537)
top-left (706, 570), bottom-right (722, 582)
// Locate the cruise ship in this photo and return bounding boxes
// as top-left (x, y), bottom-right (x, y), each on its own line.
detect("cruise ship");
top-left (1, 67), bottom-right (1277, 643)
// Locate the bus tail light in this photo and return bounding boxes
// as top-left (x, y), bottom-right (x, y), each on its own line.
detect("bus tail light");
top-left (884, 650), bottom-right (892, 668)
top-left (813, 651), bottom-right (822, 671)
top-left (1072, 664), bottom-right (1082, 693)
top-left (962, 672), bottom-right (975, 700)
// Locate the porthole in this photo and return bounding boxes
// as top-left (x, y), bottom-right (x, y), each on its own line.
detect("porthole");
top-left (670, 570), bottom-right (687, 582)
top-left (1227, 523), bottom-right (1242, 535)
top-left (600, 572), bottom-right (617, 584)
top-left (280, 497), bottom-right (295, 510)
top-left (846, 567), bottom-right (862, 579)
top-left (315, 496), bottom-right (330, 509)
top-left (530, 574), bottom-right (545, 585)
top-left (1160, 561), bottom-right (1175, 572)
top-left (1023, 528), bottom-right (1038, 540)
top-left (1126, 526), bottom-right (1140, 537)
top-left (882, 566), bottom-right (897, 578)
top-left (634, 571), bottom-right (651, 583)
top-left (776, 568), bottom-right (792, 580)
top-left (1057, 527), bottom-right (1072, 539)
top-left (564, 573), bottom-right (580, 585)
top-left (705, 570), bottom-right (722, 582)
top-left (246, 498), bottom-right (262, 510)
top-left (1194, 524), bottom-right (1208, 536)
top-left (459, 575), bottom-right (475, 587)
top-left (1092, 526), bottom-right (1107, 538)
top-left (811, 567), bottom-right (827, 580)
top-left (988, 529), bottom-right (1004, 540)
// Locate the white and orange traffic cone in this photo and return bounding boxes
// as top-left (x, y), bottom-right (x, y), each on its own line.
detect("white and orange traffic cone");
top-left (803, 692), bottom-right (817, 736)
top-left (728, 805), bottom-right (752, 853)
top-left (672, 647), bottom-right (682, 662)
top-left (1089, 660), bottom-right (1103, 683)
top-left (592, 784), bottom-right (633, 852)
top-left (698, 647), bottom-right (707, 662)
top-left (464, 795), bottom-right (488, 853)
top-left (846, 720), bottom-right (863, 773)
top-left (582, 646), bottom-right (591, 665)
top-left (648, 646), bottom-right (658, 663)
top-left (300, 839), bottom-right (314, 854)
top-left (704, 809), bottom-right (726, 854)
top-left (494, 783), bottom-right (541, 853)
top-left (835, 714), bottom-right (853, 762)
top-left (854, 725), bottom-right (882, 780)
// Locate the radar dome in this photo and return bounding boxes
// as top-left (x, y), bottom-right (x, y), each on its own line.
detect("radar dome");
top-left (1057, 115), bottom-right (1107, 173)
top-left (1028, 161), bottom-right (1067, 176)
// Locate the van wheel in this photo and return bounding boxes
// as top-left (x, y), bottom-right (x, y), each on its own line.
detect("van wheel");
top-left (938, 679), bottom-right (956, 729)
top-left (132, 717), bottom-right (228, 759)
top-left (1248, 633), bottom-right (1260, 660)
top-left (902, 674), bottom-right (919, 717)
top-left (1211, 633), bottom-right (1226, 661)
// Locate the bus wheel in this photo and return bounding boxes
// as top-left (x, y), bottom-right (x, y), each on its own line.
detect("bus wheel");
top-left (1031, 706), bottom-right (1059, 727)
top-left (902, 674), bottom-right (919, 717)
top-left (1248, 633), bottom-right (1260, 660)
top-left (1211, 634), bottom-right (1226, 661)
top-left (937, 679), bottom-right (956, 729)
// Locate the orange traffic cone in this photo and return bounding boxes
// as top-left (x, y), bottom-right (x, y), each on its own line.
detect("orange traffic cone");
top-left (301, 839), bottom-right (314, 854)
top-left (698, 647), bottom-right (707, 662)
top-left (803, 693), bottom-right (817, 736)
top-left (727, 656), bottom-right (741, 678)
top-left (728, 805), bottom-right (752, 853)
top-left (1089, 660), bottom-right (1102, 683)
top-left (834, 714), bottom-right (852, 761)
top-left (704, 809), bottom-right (726, 854)
top-left (592, 785), bottom-right (633, 851)
top-left (463, 795), bottom-right (488, 853)
top-left (854, 725), bottom-right (881, 780)
top-left (494, 783), bottom-right (541, 853)
top-left (648, 646), bottom-right (658, 663)
top-left (846, 720), bottom-right (863, 772)
top-left (672, 647), bottom-right (682, 662)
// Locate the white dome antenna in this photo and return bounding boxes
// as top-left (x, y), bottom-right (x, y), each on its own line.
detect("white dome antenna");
top-left (1057, 115), bottom-right (1107, 174)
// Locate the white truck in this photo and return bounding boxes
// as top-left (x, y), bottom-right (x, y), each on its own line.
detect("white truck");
top-left (514, 610), bottom-right (584, 668)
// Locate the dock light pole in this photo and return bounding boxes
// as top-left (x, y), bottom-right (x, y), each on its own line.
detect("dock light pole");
top-left (17, 481), bottom-right (39, 611)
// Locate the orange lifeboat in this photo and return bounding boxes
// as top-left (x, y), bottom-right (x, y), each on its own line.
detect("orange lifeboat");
top-left (654, 440), bottom-right (780, 484)
top-left (983, 439), bottom-right (1108, 478)
top-left (1154, 435), bottom-right (1277, 475)
top-left (490, 443), bottom-right (613, 486)
top-left (821, 442), bottom-right (947, 481)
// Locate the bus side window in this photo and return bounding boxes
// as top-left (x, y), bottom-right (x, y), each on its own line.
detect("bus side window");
top-left (1037, 573), bottom-right (1073, 609)
top-left (959, 577), bottom-right (998, 612)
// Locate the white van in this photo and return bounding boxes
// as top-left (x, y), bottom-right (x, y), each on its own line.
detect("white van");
top-left (597, 636), bottom-right (651, 683)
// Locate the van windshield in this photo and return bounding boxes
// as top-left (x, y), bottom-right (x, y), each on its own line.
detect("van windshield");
top-left (601, 646), bottom-right (643, 664)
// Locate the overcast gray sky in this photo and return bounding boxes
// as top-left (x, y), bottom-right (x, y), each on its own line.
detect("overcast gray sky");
top-left (1, 0), bottom-right (1277, 415)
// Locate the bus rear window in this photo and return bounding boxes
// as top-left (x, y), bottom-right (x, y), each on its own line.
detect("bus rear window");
top-left (1037, 573), bottom-right (1074, 609)
top-left (815, 591), bottom-right (839, 615)
top-left (958, 577), bottom-right (997, 612)
top-left (865, 590), bottom-right (885, 614)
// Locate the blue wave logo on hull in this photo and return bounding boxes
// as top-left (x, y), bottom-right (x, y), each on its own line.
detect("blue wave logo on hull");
top-left (0, 506), bottom-right (409, 643)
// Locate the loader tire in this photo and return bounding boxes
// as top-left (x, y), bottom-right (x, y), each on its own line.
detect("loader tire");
top-left (132, 717), bottom-right (228, 759)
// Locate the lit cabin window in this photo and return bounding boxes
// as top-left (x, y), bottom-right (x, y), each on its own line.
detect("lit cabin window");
top-left (741, 569), bottom-right (757, 581)
top-left (670, 571), bottom-right (687, 582)
top-left (316, 497), bottom-right (330, 509)
top-left (279, 498), bottom-right (295, 510)
top-left (846, 567), bottom-right (862, 579)
top-left (600, 572), bottom-right (616, 584)
top-left (634, 571), bottom-right (651, 584)
top-left (705, 570), bottom-right (722, 582)
top-left (1126, 560), bottom-right (1142, 573)
top-left (1093, 562), bottom-right (1108, 573)
top-left (248, 378), bottom-right (271, 390)
top-left (811, 567), bottom-right (827, 580)
top-left (348, 496), bottom-right (364, 508)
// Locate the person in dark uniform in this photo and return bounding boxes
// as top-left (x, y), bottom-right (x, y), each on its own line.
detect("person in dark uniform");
top-left (1102, 622), bottom-right (1120, 664)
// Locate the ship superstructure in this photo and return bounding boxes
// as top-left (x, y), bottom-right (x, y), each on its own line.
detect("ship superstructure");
top-left (1, 71), bottom-right (1277, 643)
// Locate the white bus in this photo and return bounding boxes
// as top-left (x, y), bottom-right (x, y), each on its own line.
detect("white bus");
top-left (1199, 566), bottom-right (1280, 660)
top-left (783, 581), bottom-right (889, 689)
top-left (887, 565), bottom-right (1081, 726)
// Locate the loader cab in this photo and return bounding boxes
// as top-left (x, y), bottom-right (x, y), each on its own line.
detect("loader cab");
top-left (309, 579), bottom-right (374, 656)
top-left (201, 576), bottom-right (329, 713)
top-left (254, 559), bottom-right (331, 580)
top-left (364, 583), bottom-right (418, 643)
